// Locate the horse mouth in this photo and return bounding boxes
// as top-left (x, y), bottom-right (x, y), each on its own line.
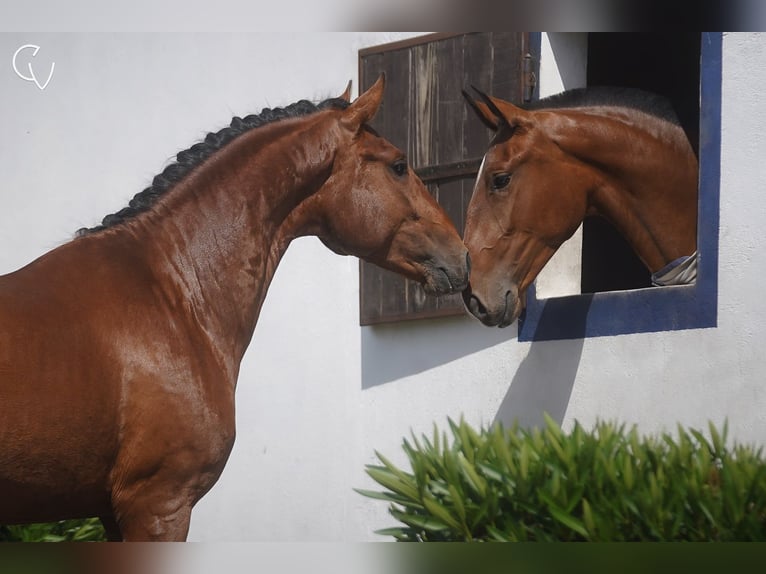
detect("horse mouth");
top-left (498, 291), bottom-right (518, 327)
top-left (462, 288), bottom-right (521, 328)
top-left (419, 256), bottom-right (470, 295)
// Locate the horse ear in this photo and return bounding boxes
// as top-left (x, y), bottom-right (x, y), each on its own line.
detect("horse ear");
top-left (341, 73), bottom-right (385, 131)
top-left (464, 86), bottom-right (531, 132)
top-left (339, 80), bottom-right (353, 103)
top-left (463, 88), bottom-right (502, 130)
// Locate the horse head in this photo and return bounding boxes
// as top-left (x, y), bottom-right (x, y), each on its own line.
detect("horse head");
top-left (294, 76), bottom-right (470, 295)
top-left (460, 88), bottom-right (592, 326)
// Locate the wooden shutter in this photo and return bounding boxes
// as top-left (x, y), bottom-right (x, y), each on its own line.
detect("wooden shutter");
top-left (358, 32), bottom-right (530, 325)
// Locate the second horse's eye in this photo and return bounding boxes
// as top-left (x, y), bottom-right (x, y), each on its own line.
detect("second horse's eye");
top-left (491, 173), bottom-right (512, 191)
top-left (391, 160), bottom-right (408, 177)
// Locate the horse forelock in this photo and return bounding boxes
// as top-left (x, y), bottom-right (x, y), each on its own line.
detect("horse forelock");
top-left (76, 97), bottom-right (351, 236)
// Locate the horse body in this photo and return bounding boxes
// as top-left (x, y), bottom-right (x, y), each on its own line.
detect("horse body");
top-left (0, 77), bottom-right (469, 540)
top-left (0, 249), bottom-right (118, 524)
top-left (461, 88), bottom-right (698, 327)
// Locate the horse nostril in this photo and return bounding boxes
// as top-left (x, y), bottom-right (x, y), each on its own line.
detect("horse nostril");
top-left (462, 292), bottom-right (487, 318)
top-left (477, 296), bottom-right (488, 315)
top-left (465, 252), bottom-right (472, 275)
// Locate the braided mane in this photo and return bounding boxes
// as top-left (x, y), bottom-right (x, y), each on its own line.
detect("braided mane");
top-left (77, 96), bottom-right (349, 235)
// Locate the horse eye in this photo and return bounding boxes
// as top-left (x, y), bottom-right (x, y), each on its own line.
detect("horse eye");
top-left (491, 173), bottom-right (512, 191)
top-left (391, 160), bottom-right (408, 177)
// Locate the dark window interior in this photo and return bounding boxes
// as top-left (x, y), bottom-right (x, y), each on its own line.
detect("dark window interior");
top-left (582, 33), bottom-right (701, 294)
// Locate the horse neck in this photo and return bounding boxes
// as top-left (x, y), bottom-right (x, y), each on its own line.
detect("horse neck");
top-left (549, 108), bottom-right (698, 272)
top-left (122, 115), bottom-right (337, 362)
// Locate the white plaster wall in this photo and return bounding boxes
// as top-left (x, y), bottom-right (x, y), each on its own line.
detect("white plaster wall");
top-left (1, 32), bottom-right (765, 543)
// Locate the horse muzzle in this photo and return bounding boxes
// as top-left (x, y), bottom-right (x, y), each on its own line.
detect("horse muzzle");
top-left (422, 249), bottom-right (471, 295)
top-left (462, 282), bottom-right (521, 327)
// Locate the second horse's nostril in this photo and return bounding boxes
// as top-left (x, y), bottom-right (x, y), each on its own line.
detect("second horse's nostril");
top-left (467, 295), bottom-right (487, 317)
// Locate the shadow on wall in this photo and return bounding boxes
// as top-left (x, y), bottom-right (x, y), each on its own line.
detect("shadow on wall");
top-left (493, 294), bottom-right (593, 428)
top-left (361, 295), bottom-right (592, 430)
top-left (361, 314), bottom-right (514, 389)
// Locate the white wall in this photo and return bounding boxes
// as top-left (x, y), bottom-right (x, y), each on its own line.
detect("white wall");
top-left (1, 33), bottom-right (765, 543)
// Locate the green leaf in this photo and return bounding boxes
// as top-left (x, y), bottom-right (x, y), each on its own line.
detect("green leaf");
top-left (448, 484), bottom-right (467, 523)
top-left (375, 450), bottom-right (413, 482)
top-left (365, 466), bottom-right (419, 502)
top-left (623, 455), bottom-right (635, 490)
top-left (543, 412), bottom-right (562, 437)
top-left (689, 428), bottom-right (712, 454)
top-left (548, 504), bottom-right (589, 539)
top-left (422, 496), bottom-right (462, 532)
top-left (545, 428), bottom-right (568, 466)
top-left (391, 508), bottom-right (450, 533)
top-left (582, 498), bottom-right (596, 534)
top-left (428, 480), bottom-right (451, 498)
top-left (709, 420), bottom-right (726, 458)
top-left (458, 453), bottom-right (487, 497)
top-left (476, 461), bottom-right (505, 484)
top-left (520, 443), bottom-right (530, 481)
top-left (354, 488), bottom-right (424, 508)
top-left (486, 525), bottom-right (512, 542)
top-left (374, 527), bottom-right (413, 539)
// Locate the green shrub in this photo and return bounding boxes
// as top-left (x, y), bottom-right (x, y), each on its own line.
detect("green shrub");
top-left (357, 416), bottom-right (766, 541)
top-left (0, 518), bottom-right (106, 542)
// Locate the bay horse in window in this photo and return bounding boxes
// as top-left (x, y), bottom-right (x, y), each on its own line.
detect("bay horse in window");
top-left (461, 87), bottom-right (698, 327)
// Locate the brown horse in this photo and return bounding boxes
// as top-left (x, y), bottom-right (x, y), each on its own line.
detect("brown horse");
top-left (461, 87), bottom-right (698, 327)
top-left (0, 77), bottom-right (469, 540)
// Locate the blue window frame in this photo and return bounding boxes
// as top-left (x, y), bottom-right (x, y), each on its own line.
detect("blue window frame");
top-left (518, 32), bottom-right (721, 342)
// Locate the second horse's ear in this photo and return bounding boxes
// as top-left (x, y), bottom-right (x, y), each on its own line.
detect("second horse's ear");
top-left (463, 86), bottom-right (532, 132)
top-left (463, 87), bottom-right (502, 130)
top-left (340, 74), bottom-right (385, 132)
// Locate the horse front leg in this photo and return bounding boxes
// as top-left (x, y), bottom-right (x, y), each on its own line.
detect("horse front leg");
top-left (116, 500), bottom-right (193, 541)
top-left (110, 479), bottom-right (199, 541)
top-left (108, 370), bottom-right (236, 541)
top-left (108, 436), bottom-right (234, 540)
